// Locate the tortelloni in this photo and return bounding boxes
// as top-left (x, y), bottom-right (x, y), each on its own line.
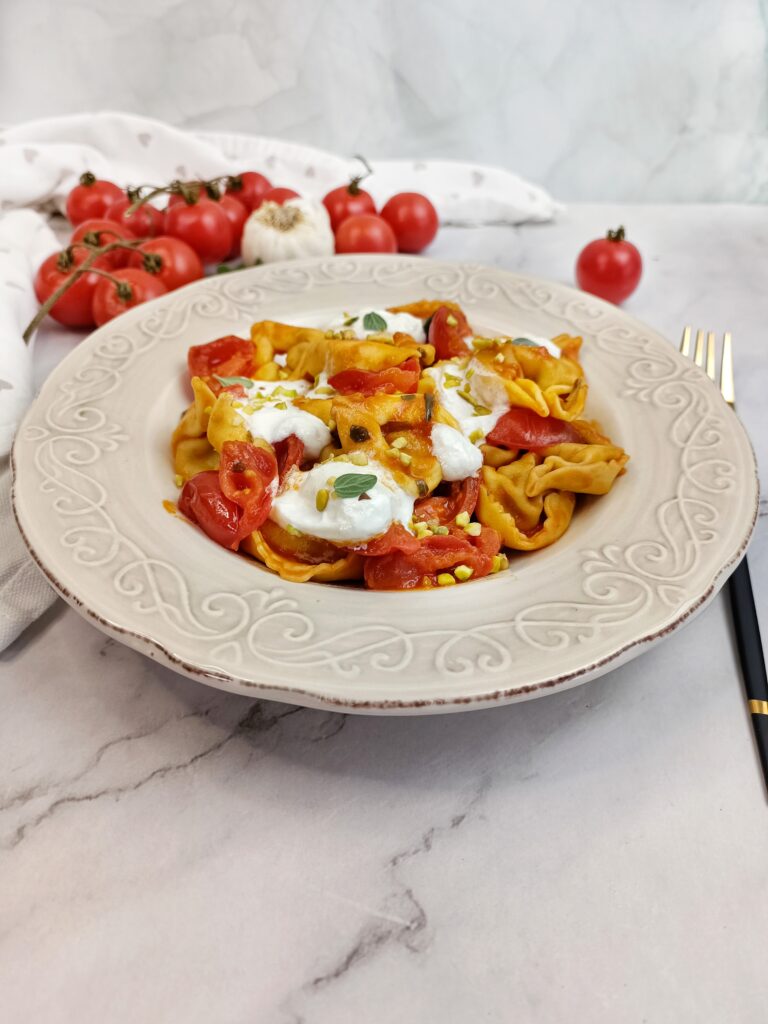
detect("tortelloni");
top-left (170, 301), bottom-right (629, 589)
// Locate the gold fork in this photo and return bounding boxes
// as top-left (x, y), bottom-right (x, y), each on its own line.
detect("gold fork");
top-left (681, 327), bottom-right (768, 795)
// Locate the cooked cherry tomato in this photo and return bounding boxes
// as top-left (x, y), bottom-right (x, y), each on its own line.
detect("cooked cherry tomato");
top-left (65, 172), bottom-right (123, 226)
top-left (352, 523), bottom-right (420, 557)
top-left (323, 183), bottom-right (376, 232)
top-left (334, 214), bottom-right (397, 254)
top-left (187, 335), bottom-right (255, 381)
top-left (380, 192), bottom-right (438, 253)
top-left (219, 440), bottom-right (277, 544)
top-left (165, 197), bottom-right (233, 264)
top-left (91, 268), bottom-right (167, 326)
top-left (70, 218), bottom-right (131, 268)
top-left (427, 305), bottom-right (471, 360)
top-left (328, 357), bottom-right (420, 395)
top-left (34, 248), bottom-right (100, 328)
top-left (413, 477), bottom-right (479, 525)
top-left (486, 408), bottom-right (583, 450)
top-left (215, 194), bottom-right (248, 257)
top-left (226, 172), bottom-right (272, 212)
top-left (263, 187), bottom-right (300, 205)
top-left (179, 471), bottom-right (243, 548)
top-left (273, 435), bottom-right (305, 481)
top-left (128, 236), bottom-right (203, 291)
top-left (575, 226), bottom-right (642, 304)
top-left (104, 195), bottom-right (165, 239)
top-left (363, 524), bottom-right (501, 590)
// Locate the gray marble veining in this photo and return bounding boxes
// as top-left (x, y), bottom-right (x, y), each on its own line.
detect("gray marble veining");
top-left (1, 0), bottom-right (767, 202)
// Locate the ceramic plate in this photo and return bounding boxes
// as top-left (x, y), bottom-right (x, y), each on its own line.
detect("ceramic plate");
top-left (12, 256), bottom-right (759, 714)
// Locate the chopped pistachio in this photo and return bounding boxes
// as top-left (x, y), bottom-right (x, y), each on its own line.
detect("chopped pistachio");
top-left (454, 564), bottom-right (473, 581)
top-left (446, 313), bottom-right (458, 327)
top-left (348, 452), bottom-right (369, 466)
top-left (174, 474), bottom-right (184, 488)
top-left (469, 429), bottom-right (484, 444)
top-left (315, 489), bottom-right (329, 511)
top-left (285, 525), bottom-right (302, 536)
top-left (437, 573), bottom-right (456, 587)
top-left (398, 452), bottom-right (412, 467)
top-left (443, 374), bottom-right (462, 388)
top-left (465, 522), bottom-right (482, 537)
top-left (455, 511), bottom-right (470, 527)
top-left (433, 525), bottom-right (449, 535)
top-left (391, 436), bottom-right (407, 450)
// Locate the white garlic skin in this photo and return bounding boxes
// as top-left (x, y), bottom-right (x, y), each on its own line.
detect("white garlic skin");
top-left (241, 198), bottom-right (335, 265)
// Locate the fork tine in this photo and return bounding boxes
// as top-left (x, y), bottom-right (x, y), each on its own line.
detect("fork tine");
top-left (720, 331), bottom-right (735, 406)
top-left (705, 331), bottom-right (716, 381)
top-left (680, 325), bottom-right (692, 355)
top-left (693, 328), bottom-right (706, 368)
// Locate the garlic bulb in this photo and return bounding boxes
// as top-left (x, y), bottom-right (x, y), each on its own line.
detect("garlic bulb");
top-left (241, 198), bottom-right (335, 265)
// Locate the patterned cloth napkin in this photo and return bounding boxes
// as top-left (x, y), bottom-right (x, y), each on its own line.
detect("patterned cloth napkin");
top-left (0, 110), bottom-right (561, 649)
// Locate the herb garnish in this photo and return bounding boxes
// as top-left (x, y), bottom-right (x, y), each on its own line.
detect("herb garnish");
top-left (363, 311), bottom-right (387, 332)
top-left (334, 473), bottom-right (377, 499)
top-left (213, 375), bottom-right (255, 388)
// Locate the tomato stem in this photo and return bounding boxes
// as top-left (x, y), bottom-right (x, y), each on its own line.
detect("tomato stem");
top-left (22, 239), bottom-right (145, 343)
top-left (606, 226), bottom-right (626, 242)
top-left (348, 154), bottom-right (373, 194)
top-left (79, 171), bottom-right (96, 187)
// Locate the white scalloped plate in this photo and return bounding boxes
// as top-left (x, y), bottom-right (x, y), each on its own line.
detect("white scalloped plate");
top-left (11, 257), bottom-right (759, 714)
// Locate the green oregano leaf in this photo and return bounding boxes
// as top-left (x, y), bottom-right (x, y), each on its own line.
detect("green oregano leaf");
top-left (512, 337), bottom-right (541, 347)
top-left (343, 314), bottom-right (359, 327)
top-left (213, 374), bottom-right (255, 388)
top-left (334, 473), bottom-right (378, 499)
top-left (362, 311), bottom-right (387, 332)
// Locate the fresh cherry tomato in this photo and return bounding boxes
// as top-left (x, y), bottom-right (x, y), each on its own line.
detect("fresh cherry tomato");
top-left (105, 195), bottom-right (165, 239)
top-left (323, 178), bottom-right (376, 232)
top-left (486, 408), bottom-right (583, 450)
top-left (34, 248), bottom-right (100, 328)
top-left (165, 197), bottom-right (233, 264)
top-left (218, 440), bottom-right (278, 544)
top-left (70, 218), bottom-right (131, 268)
top-left (427, 305), bottom-right (471, 360)
top-left (65, 172), bottom-right (123, 226)
top-left (91, 268), bottom-right (167, 326)
top-left (226, 172), bottom-right (272, 212)
top-left (362, 524), bottom-right (500, 590)
top-left (334, 213), bottom-right (397, 254)
top-left (179, 471), bottom-right (244, 549)
top-left (187, 335), bottom-right (255, 381)
top-left (380, 192), bottom-right (438, 253)
top-left (262, 187), bottom-right (300, 205)
top-left (215, 194), bottom-right (248, 257)
top-left (413, 477), bottom-right (479, 525)
top-left (575, 226), bottom-right (642, 304)
top-left (328, 357), bottom-right (420, 395)
top-left (128, 236), bottom-right (203, 291)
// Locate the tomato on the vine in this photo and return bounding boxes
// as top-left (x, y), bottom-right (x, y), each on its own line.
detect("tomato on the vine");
top-left (165, 197), bottom-right (233, 264)
top-left (128, 236), bottom-right (203, 291)
top-left (380, 192), bottom-right (438, 253)
top-left (70, 218), bottom-right (131, 268)
top-left (226, 172), bottom-right (272, 212)
top-left (91, 268), bottom-right (167, 326)
top-left (323, 166), bottom-right (376, 231)
top-left (215, 194), bottom-right (248, 257)
top-left (575, 226), bottom-right (642, 304)
top-left (105, 195), bottom-right (165, 239)
top-left (65, 172), bottom-right (123, 226)
top-left (34, 248), bottom-right (99, 328)
top-left (263, 187), bottom-right (300, 205)
top-left (334, 214), bottom-right (397, 254)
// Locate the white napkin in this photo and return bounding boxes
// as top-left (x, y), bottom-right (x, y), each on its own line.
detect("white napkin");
top-left (0, 110), bottom-right (560, 649)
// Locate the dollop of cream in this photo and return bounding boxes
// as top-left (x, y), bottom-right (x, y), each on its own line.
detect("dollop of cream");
top-left (430, 423), bottom-right (483, 481)
top-left (424, 359), bottom-right (509, 445)
top-left (235, 379), bottom-right (331, 459)
top-left (271, 460), bottom-right (414, 543)
top-left (325, 308), bottom-right (426, 341)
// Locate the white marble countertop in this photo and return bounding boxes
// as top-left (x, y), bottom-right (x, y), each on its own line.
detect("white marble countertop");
top-left (3, 204), bottom-right (767, 1023)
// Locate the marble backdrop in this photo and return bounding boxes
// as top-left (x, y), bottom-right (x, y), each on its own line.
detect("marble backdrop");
top-left (1, 0), bottom-right (766, 202)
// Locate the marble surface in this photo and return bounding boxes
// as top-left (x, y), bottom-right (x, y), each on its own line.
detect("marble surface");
top-left (4, 204), bottom-right (768, 1022)
top-left (2, 0), bottom-right (768, 202)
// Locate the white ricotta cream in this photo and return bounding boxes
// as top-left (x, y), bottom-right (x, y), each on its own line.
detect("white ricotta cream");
top-left (325, 308), bottom-right (426, 342)
top-left (430, 423), bottom-right (483, 481)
